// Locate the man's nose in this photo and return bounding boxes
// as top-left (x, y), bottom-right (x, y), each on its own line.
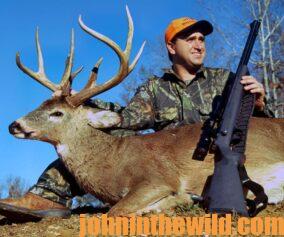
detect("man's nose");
top-left (193, 40), bottom-right (203, 50)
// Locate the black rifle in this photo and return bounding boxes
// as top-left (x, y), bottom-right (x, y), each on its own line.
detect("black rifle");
top-left (193, 20), bottom-right (264, 216)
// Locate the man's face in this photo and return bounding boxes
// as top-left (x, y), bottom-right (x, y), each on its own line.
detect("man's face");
top-left (168, 31), bottom-right (206, 69)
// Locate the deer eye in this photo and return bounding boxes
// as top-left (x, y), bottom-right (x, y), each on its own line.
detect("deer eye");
top-left (50, 111), bottom-right (63, 117)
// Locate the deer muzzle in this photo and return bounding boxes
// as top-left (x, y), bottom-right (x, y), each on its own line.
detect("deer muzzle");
top-left (9, 121), bottom-right (34, 138)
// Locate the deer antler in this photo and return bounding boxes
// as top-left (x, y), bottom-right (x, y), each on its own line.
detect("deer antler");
top-left (66, 6), bottom-right (146, 107)
top-left (16, 28), bottom-right (82, 94)
top-left (16, 6), bottom-right (144, 106)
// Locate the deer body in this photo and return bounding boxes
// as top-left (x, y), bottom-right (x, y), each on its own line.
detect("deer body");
top-left (10, 7), bottom-right (284, 215)
top-left (62, 115), bottom-right (284, 210)
top-left (11, 99), bottom-right (283, 215)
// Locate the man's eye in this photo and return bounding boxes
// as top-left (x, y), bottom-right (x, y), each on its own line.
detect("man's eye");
top-left (186, 37), bottom-right (194, 42)
top-left (50, 111), bottom-right (63, 117)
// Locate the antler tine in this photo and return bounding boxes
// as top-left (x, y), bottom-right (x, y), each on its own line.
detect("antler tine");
top-left (36, 27), bottom-right (45, 75)
top-left (78, 15), bottom-right (127, 63)
top-left (66, 7), bottom-right (145, 107)
top-left (71, 66), bottom-right (84, 81)
top-left (124, 5), bottom-right (146, 73)
top-left (129, 40), bottom-right (146, 73)
top-left (16, 28), bottom-right (59, 92)
top-left (60, 66), bottom-right (84, 96)
top-left (60, 29), bottom-right (75, 93)
top-left (124, 5), bottom-right (134, 57)
top-left (83, 57), bottom-right (103, 89)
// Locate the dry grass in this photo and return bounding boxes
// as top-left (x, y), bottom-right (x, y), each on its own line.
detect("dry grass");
top-left (0, 202), bottom-right (283, 237)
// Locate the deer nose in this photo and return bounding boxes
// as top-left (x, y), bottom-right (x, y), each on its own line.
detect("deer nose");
top-left (9, 121), bottom-right (22, 134)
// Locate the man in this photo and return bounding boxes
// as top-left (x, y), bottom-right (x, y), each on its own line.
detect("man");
top-left (0, 17), bottom-right (272, 221)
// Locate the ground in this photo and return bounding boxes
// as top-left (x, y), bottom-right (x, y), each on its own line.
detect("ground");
top-left (0, 202), bottom-right (283, 237)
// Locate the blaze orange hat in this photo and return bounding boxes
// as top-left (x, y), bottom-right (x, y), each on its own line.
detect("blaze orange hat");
top-left (165, 17), bottom-right (213, 43)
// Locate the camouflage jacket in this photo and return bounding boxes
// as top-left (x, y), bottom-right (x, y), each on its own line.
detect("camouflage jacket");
top-left (120, 67), bottom-right (273, 131)
top-left (91, 67), bottom-right (273, 133)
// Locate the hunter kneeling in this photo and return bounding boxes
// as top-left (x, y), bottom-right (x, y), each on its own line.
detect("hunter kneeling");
top-left (3, 8), bottom-right (282, 223)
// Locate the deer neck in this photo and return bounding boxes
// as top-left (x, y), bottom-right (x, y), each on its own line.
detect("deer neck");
top-left (55, 123), bottom-right (120, 167)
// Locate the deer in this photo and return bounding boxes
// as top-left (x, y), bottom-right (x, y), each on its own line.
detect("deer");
top-left (9, 7), bottom-right (284, 216)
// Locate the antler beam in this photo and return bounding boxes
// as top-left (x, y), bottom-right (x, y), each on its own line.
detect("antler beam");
top-left (67, 6), bottom-right (146, 107)
top-left (16, 6), bottom-right (145, 106)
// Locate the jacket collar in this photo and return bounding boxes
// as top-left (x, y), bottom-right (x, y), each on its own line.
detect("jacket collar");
top-left (162, 65), bottom-right (207, 87)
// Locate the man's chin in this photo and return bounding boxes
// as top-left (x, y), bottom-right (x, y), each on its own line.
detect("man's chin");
top-left (191, 62), bottom-right (203, 70)
top-left (193, 58), bottom-right (204, 65)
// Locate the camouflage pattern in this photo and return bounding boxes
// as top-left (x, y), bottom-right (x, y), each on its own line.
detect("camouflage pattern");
top-left (120, 67), bottom-right (273, 131)
top-left (29, 159), bottom-right (84, 207)
top-left (86, 98), bottom-right (124, 113)
top-left (123, 67), bottom-right (227, 130)
top-left (30, 66), bottom-right (273, 206)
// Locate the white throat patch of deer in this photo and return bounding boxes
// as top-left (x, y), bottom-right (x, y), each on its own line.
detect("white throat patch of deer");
top-left (56, 144), bottom-right (70, 158)
top-left (10, 6), bottom-right (284, 216)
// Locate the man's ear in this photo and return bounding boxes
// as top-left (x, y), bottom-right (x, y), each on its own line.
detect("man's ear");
top-left (87, 110), bottom-right (121, 128)
top-left (166, 41), bottom-right (176, 55)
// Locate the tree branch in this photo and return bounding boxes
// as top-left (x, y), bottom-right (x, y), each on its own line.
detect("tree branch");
top-left (264, 16), bottom-right (284, 42)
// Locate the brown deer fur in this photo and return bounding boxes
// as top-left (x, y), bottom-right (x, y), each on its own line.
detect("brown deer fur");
top-left (10, 98), bottom-right (284, 215)
top-left (10, 7), bottom-right (284, 216)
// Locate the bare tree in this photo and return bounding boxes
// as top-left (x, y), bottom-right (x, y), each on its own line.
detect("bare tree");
top-left (6, 176), bottom-right (28, 198)
top-left (249, 0), bottom-right (284, 117)
top-left (120, 66), bottom-right (149, 105)
top-left (120, 36), bottom-right (170, 104)
top-left (201, 0), bottom-right (284, 117)
top-left (0, 184), bottom-right (3, 199)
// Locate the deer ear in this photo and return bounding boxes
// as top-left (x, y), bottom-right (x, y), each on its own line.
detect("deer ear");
top-left (87, 110), bottom-right (121, 128)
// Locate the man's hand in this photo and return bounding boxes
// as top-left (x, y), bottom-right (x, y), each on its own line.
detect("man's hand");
top-left (241, 75), bottom-right (265, 111)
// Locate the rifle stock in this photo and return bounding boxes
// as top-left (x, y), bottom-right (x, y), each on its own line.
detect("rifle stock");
top-left (208, 143), bottom-right (248, 215)
top-left (204, 20), bottom-right (261, 216)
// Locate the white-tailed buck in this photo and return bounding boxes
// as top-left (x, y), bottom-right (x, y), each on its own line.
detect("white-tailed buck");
top-left (9, 7), bottom-right (284, 216)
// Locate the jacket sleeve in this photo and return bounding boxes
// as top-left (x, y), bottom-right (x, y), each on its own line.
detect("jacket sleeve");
top-left (252, 98), bottom-right (275, 117)
top-left (119, 82), bottom-right (156, 130)
top-left (87, 98), bottom-right (124, 112)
